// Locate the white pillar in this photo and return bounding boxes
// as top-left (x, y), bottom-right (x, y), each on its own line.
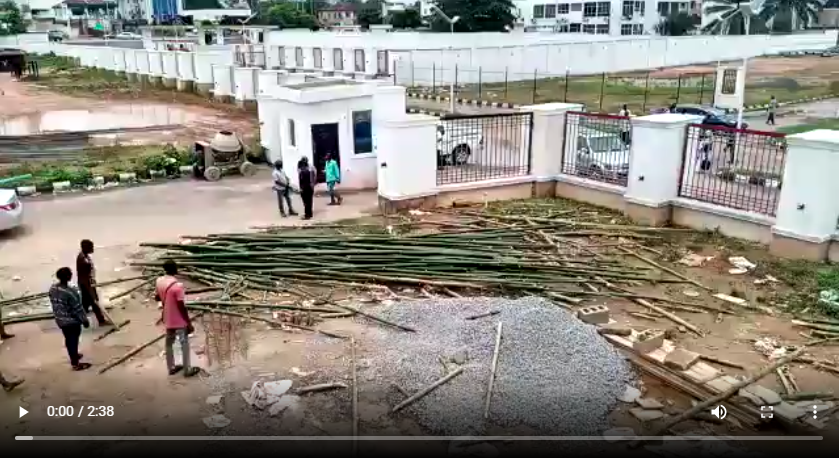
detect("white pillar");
top-left (177, 52), bottom-right (195, 81)
top-left (148, 50), bottom-right (164, 81)
top-left (519, 103), bottom-right (584, 183)
top-left (363, 47), bottom-right (377, 79)
top-left (212, 64), bottom-right (234, 100)
top-left (233, 67), bottom-right (259, 105)
top-left (112, 49), bottom-right (126, 73)
top-left (257, 98), bottom-right (282, 164)
top-left (375, 115), bottom-right (439, 208)
top-left (624, 113), bottom-right (703, 225)
top-left (135, 49), bottom-right (150, 77)
top-left (771, 129), bottom-right (840, 260)
top-left (161, 51), bottom-right (178, 87)
top-left (373, 86), bottom-right (407, 120)
top-left (193, 53), bottom-right (215, 94)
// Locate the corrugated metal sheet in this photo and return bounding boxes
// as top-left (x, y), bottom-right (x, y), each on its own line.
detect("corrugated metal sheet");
top-left (152, 0), bottom-right (178, 20)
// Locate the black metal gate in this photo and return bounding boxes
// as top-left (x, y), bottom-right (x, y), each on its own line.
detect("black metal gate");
top-left (436, 112), bottom-right (534, 186)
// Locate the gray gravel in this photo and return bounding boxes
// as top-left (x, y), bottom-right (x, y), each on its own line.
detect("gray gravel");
top-left (361, 296), bottom-right (633, 436)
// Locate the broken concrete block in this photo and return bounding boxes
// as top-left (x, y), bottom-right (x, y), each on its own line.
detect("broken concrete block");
top-left (632, 329), bottom-right (664, 354)
top-left (683, 363), bottom-right (721, 384)
top-left (741, 384), bottom-right (782, 405)
top-left (202, 414), bottom-right (231, 429)
top-left (636, 397), bottom-right (665, 410)
top-left (603, 427), bottom-right (636, 442)
top-left (597, 325), bottom-right (632, 336)
top-left (663, 348), bottom-right (700, 371)
top-left (704, 375), bottom-right (741, 394)
top-left (206, 395), bottom-right (224, 408)
top-left (618, 385), bottom-right (642, 403)
top-left (577, 305), bottom-right (610, 324)
top-left (629, 407), bottom-right (665, 422)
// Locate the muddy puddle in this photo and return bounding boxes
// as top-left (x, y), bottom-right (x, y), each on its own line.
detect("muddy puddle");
top-left (0, 104), bottom-right (196, 135)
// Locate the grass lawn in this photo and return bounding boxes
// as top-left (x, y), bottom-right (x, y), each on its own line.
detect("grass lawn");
top-left (776, 118), bottom-right (840, 135)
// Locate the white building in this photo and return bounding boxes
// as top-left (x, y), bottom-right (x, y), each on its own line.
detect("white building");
top-left (512, 0), bottom-right (701, 36)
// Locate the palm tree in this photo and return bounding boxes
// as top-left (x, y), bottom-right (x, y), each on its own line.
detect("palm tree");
top-left (701, 0), bottom-right (763, 34)
top-left (758, 0), bottom-right (823, 32)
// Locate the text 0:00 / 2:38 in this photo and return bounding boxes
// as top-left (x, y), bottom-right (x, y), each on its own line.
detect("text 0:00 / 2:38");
top-left (47, 406), bottom-right (115, 417)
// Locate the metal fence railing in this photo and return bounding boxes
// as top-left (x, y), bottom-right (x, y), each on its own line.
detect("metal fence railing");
top-left (679, 124), bottom-right (787, 216)
top-left (561, 111), bottom-right (632, 187)
top-left (436, 112), bottom-right (533, 186)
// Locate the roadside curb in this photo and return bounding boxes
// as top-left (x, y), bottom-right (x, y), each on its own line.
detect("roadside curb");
top-left (723, 94), bottom-right (839, 114)
top-left (405, 107), bottom-right (444, 117)
top-left (14, 168), bottom-right (191, 198)
top-left (406, 92), bottom-right (520, 109)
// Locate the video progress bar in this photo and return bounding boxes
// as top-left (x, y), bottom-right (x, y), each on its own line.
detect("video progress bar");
top-left (15, 436), bottom-right (823, 441)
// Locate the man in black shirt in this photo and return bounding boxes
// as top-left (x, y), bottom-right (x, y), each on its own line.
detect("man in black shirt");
top-left (76, 239), bottom-right (111, 326)
top-left (297, 157), bottom-right (316, 220)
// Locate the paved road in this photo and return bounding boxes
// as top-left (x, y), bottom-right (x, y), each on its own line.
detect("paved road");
top-left (743, 98), bottom-right (838, 131)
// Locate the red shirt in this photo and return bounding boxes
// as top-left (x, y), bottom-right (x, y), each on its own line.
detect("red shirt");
top-left (156, 276), bottom-right (188, 329)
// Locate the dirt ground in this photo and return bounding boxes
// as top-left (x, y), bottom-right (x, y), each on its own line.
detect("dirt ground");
top-left (651, 55), bottom-right (840, 81)
top-left (0, 74), bottom-right (258, 147)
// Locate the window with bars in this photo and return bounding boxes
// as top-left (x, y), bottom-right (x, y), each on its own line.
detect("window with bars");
top-left (721, 69), bottom-right (738, 95)
top-left (583, 2), bottom-right (597, 16)
top-left (621, 23), bottom-right (632, 35)
top-left (559, 3), bottom-right (570, 14)
top-left (546, 4), bottom-right (557, 17)
top-left (657, 2), bottom-right (670, 16)
top-left (558, 24), bottom-right (570, 32)
top-left (333, 48), bottom-right (344, 71)
top-left (596, 2), bottom-right (610, 16)
top-left (632, 23), bottom-right (644, 34)
top-left (596, 24), bottom-right (609, 34)
top-left (583, 24), bottom-right (596, 33)
top-left (569, 22), bottom-right (581, 32)
top-left (533, 4), bottom-right (545, 18)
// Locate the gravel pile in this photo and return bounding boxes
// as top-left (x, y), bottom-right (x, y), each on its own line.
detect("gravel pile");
top-left (361, 296), bottom-right (633, 436)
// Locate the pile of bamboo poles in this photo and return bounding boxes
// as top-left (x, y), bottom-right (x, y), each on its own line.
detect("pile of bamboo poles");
top-left (127, 204), bottom-right (712, 316)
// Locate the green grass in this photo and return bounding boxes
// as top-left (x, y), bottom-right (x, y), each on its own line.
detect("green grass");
top-left (416, 69), bottom-right (838, 114)
top-left (776, 118), bottom-right (840, 135)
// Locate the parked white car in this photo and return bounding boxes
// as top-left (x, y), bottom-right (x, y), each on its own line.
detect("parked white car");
top-left (436, 123), bottom-right (484, 166)
top-left (115, 32), bottom-right (142, 40)
top-left (0, 189), bottom-right (23, 232)
top-left (572, 129), bottom-right (630, 181)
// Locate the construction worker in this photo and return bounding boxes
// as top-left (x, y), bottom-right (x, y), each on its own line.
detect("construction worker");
top-left (49, 267), bottom-right (92, 371)
top-left (155, 260), bottom-right (200, 378)
top-left (297, 157), bottom-right (316, 220)
top-left (325, 153), bottom-right (343, 206)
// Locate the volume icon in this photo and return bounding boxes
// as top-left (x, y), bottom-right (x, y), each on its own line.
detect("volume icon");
top-left (710, 405), bottom-right (727, 419)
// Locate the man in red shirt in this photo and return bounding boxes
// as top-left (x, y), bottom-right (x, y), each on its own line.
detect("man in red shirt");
top-left (155, 260), bottom-right (200, 377)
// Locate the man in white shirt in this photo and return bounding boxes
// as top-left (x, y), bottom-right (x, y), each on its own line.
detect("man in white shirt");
top-left (272, 160), bottom-right (298, 217)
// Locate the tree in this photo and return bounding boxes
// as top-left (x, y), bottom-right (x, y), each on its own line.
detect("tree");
top-left (701, 0), bottom-right (767, 34)
top-left (358, 0), bottom-right (384, 28)
top-left (655, 12), bottom-right (700, 35)
top-left (429, 0), bottom-right (516, 32)
top-left (758, 0), bottom-right (823, 32)
top-left (389, 8), bottom-right (422, 28)
top-left (0, 1), bottom-right (28, 36)
top-left (263, 1), bottom-right (318, 29)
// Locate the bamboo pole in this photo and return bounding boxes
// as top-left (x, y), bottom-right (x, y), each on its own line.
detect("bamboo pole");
top-left (484, 321), bottom-right (503, 420)
top-left (391, 367), bottom-right (465, 413)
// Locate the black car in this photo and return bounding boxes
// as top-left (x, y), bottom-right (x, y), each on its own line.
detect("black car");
top-left (672, 105), bottom-right (748, 130)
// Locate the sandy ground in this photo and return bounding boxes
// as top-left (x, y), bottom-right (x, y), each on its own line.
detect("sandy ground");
top-left (651, 55), bottom-right (840, 81)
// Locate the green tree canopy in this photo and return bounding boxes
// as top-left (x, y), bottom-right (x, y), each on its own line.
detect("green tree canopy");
top-left (429, 0), bottom-right (515, 32)
top-left (654, 12), bottom-right (700, 35)
top-left (701, 0), bottom-right (768, 34)
top-left (389, 8), bottom-right (422, 28)
top-left (358, 0), bottom-right (384, 28)
top-left (758, 0), bottom-right (823, 32)
top-left (262, 1), bottom-right (318, 29)
top-left (0, 1), bottom-right (27, 36)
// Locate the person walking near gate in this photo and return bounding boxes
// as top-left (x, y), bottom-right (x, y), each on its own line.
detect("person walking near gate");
top-left (76, 239), bottom-right (111, 327)
top-left (325, 153), bottom-right (343, 206)
top-left (766, 95), bottom-right (778, 125)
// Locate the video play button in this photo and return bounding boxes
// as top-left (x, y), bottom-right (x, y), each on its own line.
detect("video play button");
top-left (19, 407), bottom-right (28, 418)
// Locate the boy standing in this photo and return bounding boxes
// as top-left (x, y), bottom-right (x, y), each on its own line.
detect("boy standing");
top-left (766, 95), bottom-right (777, 125)
top-left (325, 153), bottom-right (343, 206)
top-left (272, 160), bottom-right (298, 217)
top-left (155, 260), bottom-right (200, 378)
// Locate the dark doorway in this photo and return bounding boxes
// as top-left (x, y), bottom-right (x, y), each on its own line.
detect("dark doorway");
top-left (311, 123), bottom-right (340, 184)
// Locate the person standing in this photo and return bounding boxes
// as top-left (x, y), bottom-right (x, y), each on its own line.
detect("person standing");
top-left (766, 95), bottom-right (778, 125)
top-left (272, 160), bottom-right (298, 217)
top-left (297, 157), bottom-right (316, 220)
top-left (76, 239), bottom-right (111, 327)
top-left (155, 260), bottom-right (200, 378)
top-left (0, 371), bottom-right (24, 392)
top-left (325, 153), bottom-right (343, 206)
top-left (618, 104), bottom-right (632, 145)
top-left (49, 267), bottom-right (92, 371)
